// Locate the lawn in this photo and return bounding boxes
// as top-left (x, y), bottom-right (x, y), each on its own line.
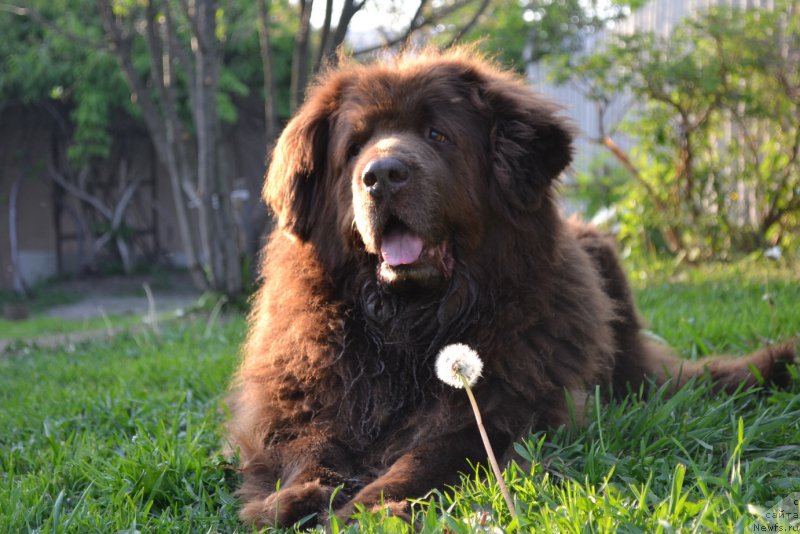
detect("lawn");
top-left (1, 262), bottom-right (798, 533)
top-left (0, 314), bottom-right (147, 343)
top-left (0, 276), bottom-right (199, 342)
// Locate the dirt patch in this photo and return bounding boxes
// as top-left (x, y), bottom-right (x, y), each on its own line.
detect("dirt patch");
top-left (45, 294), bottom-right (199, 321)
top-left (43, 272), bottom-right (201, 320)
top-left (0, 271), bottom-right (204, 353)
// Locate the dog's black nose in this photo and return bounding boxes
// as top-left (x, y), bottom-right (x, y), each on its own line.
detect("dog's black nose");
top-left (361, 157), bottom-right (409, 197)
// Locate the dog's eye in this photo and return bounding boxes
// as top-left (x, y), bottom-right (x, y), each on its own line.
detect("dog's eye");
top-left (346, 143), bottom-right (362, 160)
top-left (428, 128), bottom-right (448, 143)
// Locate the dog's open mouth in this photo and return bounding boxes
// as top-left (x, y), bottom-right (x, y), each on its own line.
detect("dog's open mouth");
top-left (377, 218), bottom-right (453, 287)
top-left (380, 218), bottom-right (425, 266)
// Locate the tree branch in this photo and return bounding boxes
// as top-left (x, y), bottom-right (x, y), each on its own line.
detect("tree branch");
top-left (599, 135), bottom-right (684, 252)
top-left (48, 165), bottom-right (113, 221)
top-left (8, 175), bottom-right (31, 296)
top-left (96, 0), bottom-right (168, 151)
top-left (291, 0), bottom-right (314, 111)
top-left (163, 0), bottom-right (197, 111)
top-left (177, 0), bottom-right (204, 51)
top-left (258, 0), bottom-right (280, 142)
top-left (314, 0), bottom-right (335, 72)
top-left (111, 172), bottom-right (143, 231)
top-left (323, 0), bottom-right (366, 67)
top-left (144, 1), bottom-right (169, 102)
top-left (443, 0), bottom-right (490, 49)
top-left (0, 2), bottom-right (105, 50)
top-left (400, 0), bottom-right (429, 50)
top-left (354, 0), bottom-right (474, 57)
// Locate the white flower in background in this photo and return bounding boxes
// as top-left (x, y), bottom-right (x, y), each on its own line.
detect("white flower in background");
top-left (436, 343), bottom-right (483, 388)
top-left (765, 246), bottom-right (782, 260)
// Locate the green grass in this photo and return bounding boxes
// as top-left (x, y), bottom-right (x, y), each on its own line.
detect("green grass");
top-left (0, 272), bottom-right (204, 341)
top-left (632, 260), bottom-right (798, 359)
top-left (0, 319), bottom-right (244, 532)
top-left (0, 282), bottom-right (138, 341)
top-left (1, 262), bottom-right (798, 533)
top-left (0, 314), bottom-right (147, 341)
top-left (0, 285), bottom-right (81, 313)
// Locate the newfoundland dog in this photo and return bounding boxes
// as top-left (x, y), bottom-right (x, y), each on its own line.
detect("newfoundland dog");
top-left (227, 48), bottom-right (796, 527)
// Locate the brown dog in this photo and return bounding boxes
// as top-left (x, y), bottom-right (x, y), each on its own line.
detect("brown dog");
top-left (226, 48), bottom-right (796, 528)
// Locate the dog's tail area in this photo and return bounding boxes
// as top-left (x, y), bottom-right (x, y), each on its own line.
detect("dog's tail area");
top-left (570, 220), bottom-right (797, 397)
top-left (611, 331), bottom-right (797, 398)
top-left (635, 336), bottom-right (797, 394)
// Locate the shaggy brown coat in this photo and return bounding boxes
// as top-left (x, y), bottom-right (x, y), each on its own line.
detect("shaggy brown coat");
top-left (227, 48), bottom-right (796, 527)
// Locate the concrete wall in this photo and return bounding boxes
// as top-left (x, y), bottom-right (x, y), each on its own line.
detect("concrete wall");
top-left (0, 106), bottom-right (58, 290)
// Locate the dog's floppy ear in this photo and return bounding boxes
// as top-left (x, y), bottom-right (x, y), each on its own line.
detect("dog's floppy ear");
top-left (263, 83), bottom-right (338, 241)
top-left (481, 76), bottom-right (574, 211)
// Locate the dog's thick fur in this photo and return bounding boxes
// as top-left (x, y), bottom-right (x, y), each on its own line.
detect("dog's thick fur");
top-left (227, 48), bottom-right (796, 527)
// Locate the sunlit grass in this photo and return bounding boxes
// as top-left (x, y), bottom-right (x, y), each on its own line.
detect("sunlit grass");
top-left (0, 261), bottom-right (798, 532)
top-left (0, 315), bottom-right (147, 341)
top-left (0, 319), bottom-right (243, 532)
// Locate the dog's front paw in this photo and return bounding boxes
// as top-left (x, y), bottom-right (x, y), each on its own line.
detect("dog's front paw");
top-left (239, 479), bottom-right (331, 528)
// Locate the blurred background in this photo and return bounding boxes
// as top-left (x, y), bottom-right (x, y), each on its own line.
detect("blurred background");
top-left (0, 0), bottom-right (797, 320)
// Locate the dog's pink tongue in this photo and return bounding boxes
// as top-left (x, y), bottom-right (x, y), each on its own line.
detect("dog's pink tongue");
top-left (381, 230), bottom-right (424, 266)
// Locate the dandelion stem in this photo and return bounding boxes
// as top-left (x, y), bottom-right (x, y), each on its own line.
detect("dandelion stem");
top-left (460, 375), bottom-right (518, 521)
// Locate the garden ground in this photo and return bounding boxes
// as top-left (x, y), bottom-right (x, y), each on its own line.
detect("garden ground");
top-left (1, 260), bottom-right (798, 532)
top-left (0, 272), bottom-right (203, 352)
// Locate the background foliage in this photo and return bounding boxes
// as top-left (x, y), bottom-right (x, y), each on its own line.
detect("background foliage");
top-left (5, 0), bottom-right (797, 272)
top-left (0, 0), bottom-right (291, 166)
top-left (546, 0), bottom-right (800, 260)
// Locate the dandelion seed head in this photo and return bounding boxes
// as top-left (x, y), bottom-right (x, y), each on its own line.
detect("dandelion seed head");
top-left (436, 343), bottom-right (483, 388)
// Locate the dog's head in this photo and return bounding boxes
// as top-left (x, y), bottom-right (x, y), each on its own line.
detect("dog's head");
top-left (264, 48), bottom-right (574, 290)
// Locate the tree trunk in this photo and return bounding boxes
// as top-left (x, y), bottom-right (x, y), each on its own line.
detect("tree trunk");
top-left (193, 0), bottom-right (242, 295)
top-left (97, 0), bottom-right (207, 289)
top-left (258, 0), bottom-right (281, 144)
top-left (600, 136), bottom-right (685, 253)
top-left (97, 0), bottom-right (243, 295)
top-left (291, 0), bottom-right (314, 112)
top-left (9, 175), bottom-right (31, 297)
